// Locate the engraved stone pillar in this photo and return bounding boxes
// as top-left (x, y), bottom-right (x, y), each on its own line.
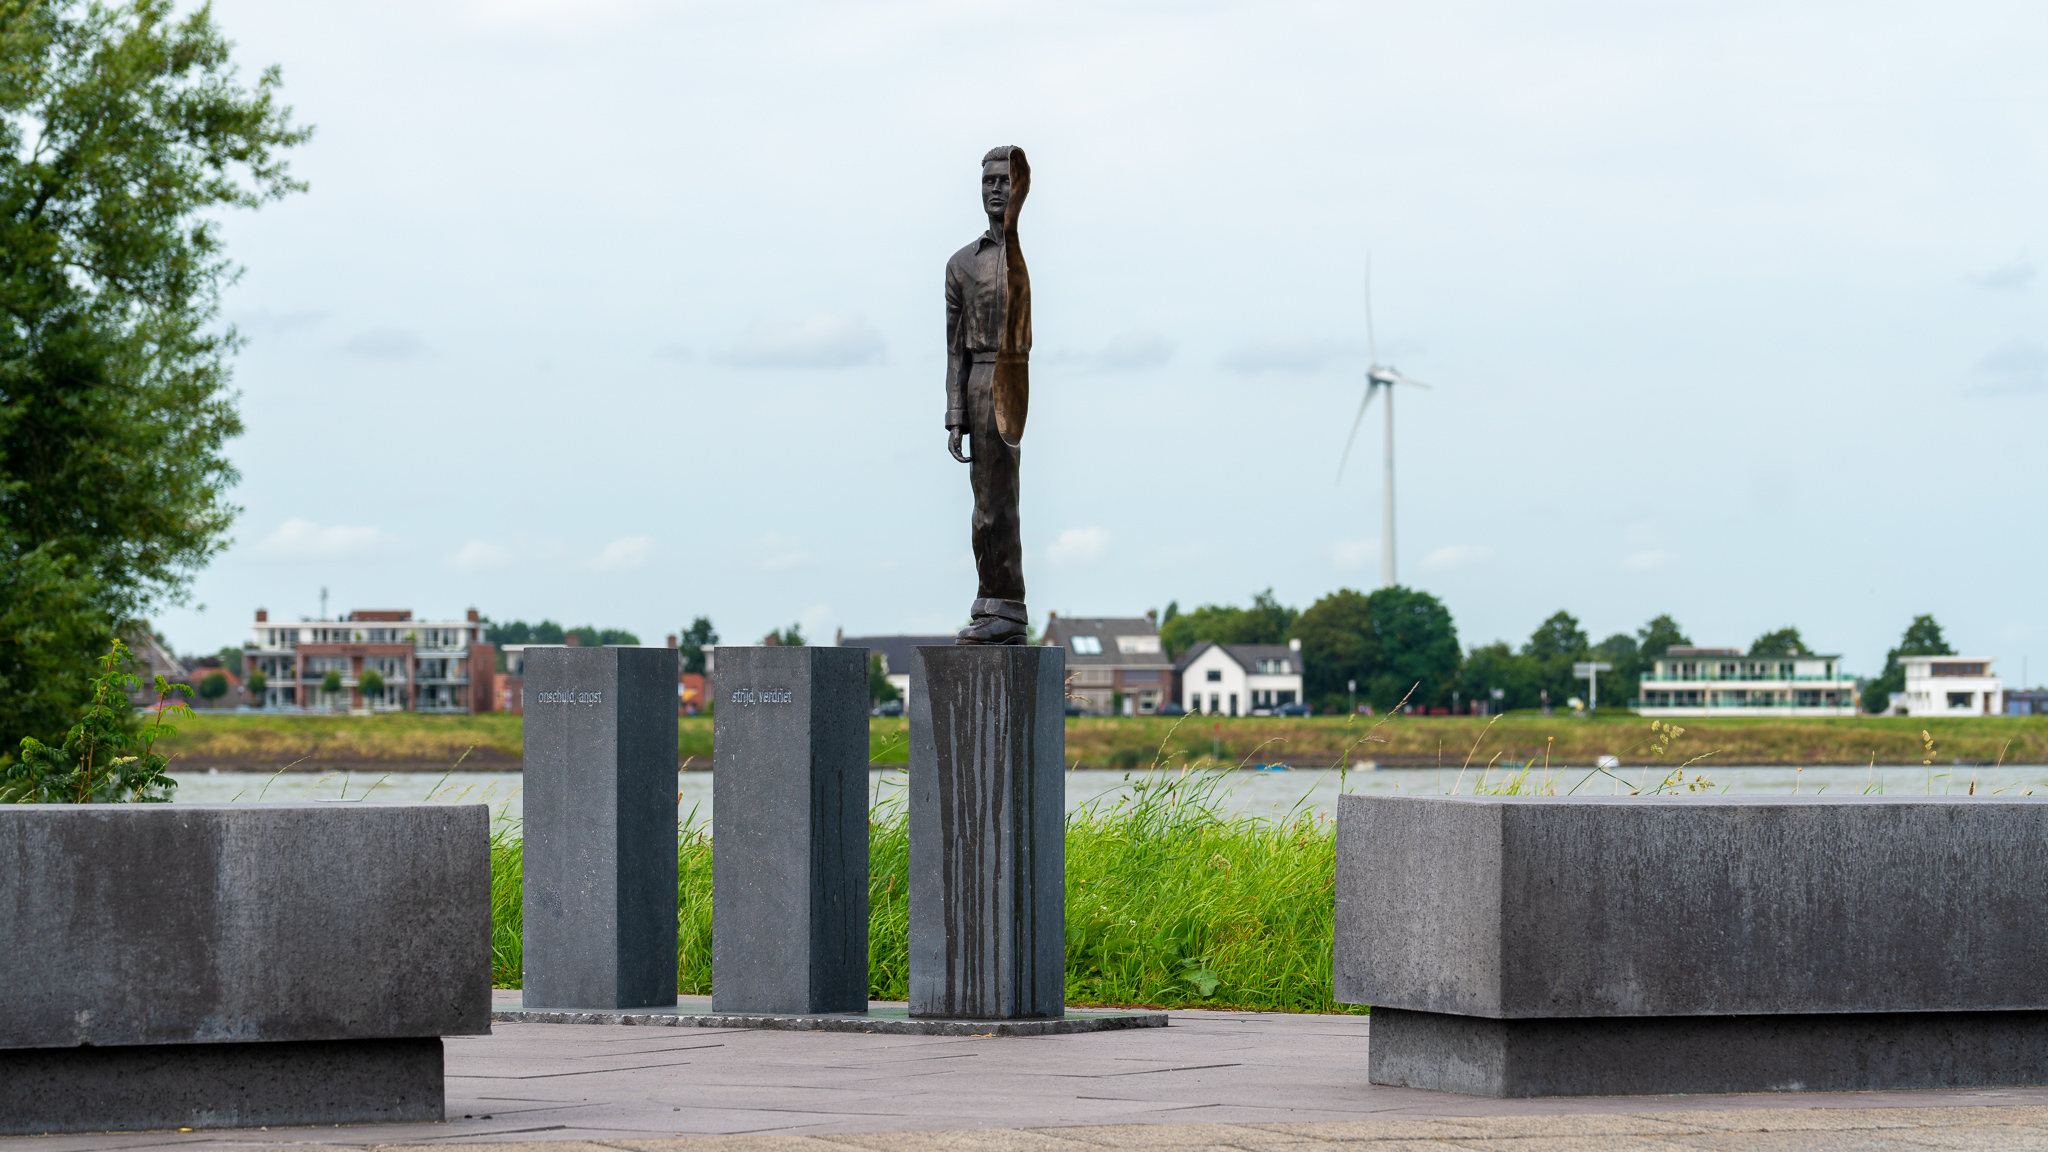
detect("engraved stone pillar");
top-left (521, 645), bottom-right (679, 1010)
top-left (711, 645), bottom-right (871, 1014)
top-left (907, 644), bottom-right (1065, 1020)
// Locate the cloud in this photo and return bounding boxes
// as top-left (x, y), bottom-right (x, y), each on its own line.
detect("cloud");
top-left (255, 517), bottom-right (390, 559)
top-left (1046, 526), bottom-right (1110, 564)
top-left (448, 540), bottom-right (513, 571)
top-left (1331, 539), bottom-right (1377, 570)
top-left (1972, 252), bottom-right (2035, 291)
top-left (1972, 339), bottom-right (2047, 395)
top-left (1421, 544), bottom-right (1492, 570)
top-left (1625, 550), bottom-right (1673, 571)
top-left (1093, 330), bottom-right (1175, 372)
top-left (585, 535), bottom-right (653, 572)
top-left (1219, 336), bottom-right (1355, 374)
top-left (727, 313), bottom-right (885, 369)
top-left (753, 532), bottom-right (814, 571)
top-left (343, 328), bottom-right (427, 358)
top-left (652, 342), bottom-right (693, 361)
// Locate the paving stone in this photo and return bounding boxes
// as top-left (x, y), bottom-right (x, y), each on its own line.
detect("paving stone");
top-left (1437, 1114), bottom-right (1710, 1137)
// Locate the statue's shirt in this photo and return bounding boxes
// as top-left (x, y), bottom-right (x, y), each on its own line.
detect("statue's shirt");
top-left (944, 229), bottom-right (1031, 427)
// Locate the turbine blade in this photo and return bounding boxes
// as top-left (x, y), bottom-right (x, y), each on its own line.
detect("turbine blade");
top-left (1336, 383), bottom-right (1379, 485)
top-left (1365, 257), bottom-right (1378, 368)
top-left (1383, 370), bottom-right (1432, 390)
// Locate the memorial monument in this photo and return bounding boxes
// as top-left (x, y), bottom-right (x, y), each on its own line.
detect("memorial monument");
top-left (909, 146), bottom-right (1067, 1021)
top-left (521, 645), bottom-right (679, 1010)
top-left (711, 645), bottom-right (870, 1015)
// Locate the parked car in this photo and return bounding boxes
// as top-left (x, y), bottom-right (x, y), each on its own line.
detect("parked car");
top-left (871, 700), bottom-right (904, 717)
top-left (1157, 702), bottom-right (1187, 716)
top-left (1275, 702), bottom-right (1313, 717)
top-left (1064, 703), bottom-right (1085, 717)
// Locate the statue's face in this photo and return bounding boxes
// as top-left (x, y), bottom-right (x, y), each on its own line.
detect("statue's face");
top-left (981, 160), bottom-right (1011, 218)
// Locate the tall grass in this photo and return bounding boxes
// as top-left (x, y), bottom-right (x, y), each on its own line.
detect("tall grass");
top-left (488, 767), bottom-right (1357, 1013)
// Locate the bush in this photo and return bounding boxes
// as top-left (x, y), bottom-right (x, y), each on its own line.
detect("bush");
top-left (0, 639), bottom-right (188, 803)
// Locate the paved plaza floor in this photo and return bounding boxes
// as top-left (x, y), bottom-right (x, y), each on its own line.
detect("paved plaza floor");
top-left (9, 1004), bottom-right (2048, 1152)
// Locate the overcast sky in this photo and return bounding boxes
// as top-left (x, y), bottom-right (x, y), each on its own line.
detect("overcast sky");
top-left (162, 0), bottom-right (2045, 682)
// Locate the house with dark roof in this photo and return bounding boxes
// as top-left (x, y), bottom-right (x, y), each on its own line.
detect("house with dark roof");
top-left (836, 633), bottom-right (958, 701)
top-left (1041, 612), bottom-right (1174, 715)
top-left (1176, 639), bottom-right (1305, 716)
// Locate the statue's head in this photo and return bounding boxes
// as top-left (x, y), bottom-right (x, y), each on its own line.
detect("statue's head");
top-left (981, 146), bottom-right (1014, 218)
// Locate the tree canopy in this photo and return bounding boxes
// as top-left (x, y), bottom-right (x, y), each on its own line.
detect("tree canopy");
top-left (1158, 589), bottom-right (1295, 657)
top-left (679, 616), bottom-right (716, 674)
top-left (1292, 585), bottom-right (1457, 710)
top-left (1748, 627), bottom-right (1808, 656)
top-left (1863, 614), bottom-right (1953, 713)
top-left (0, 0), bottom-right (307, 747)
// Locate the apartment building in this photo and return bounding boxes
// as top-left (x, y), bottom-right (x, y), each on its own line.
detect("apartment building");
top-left (244, 608), bottom-right (496, 713)
top-left (1635, 645), bottom-right (1858, 717)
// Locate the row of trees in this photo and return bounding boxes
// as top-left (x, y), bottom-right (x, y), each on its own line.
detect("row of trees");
top-left (483, 619), bottom-right (642, 649)
top-left (1159, 588), bottom-right (1961, 715)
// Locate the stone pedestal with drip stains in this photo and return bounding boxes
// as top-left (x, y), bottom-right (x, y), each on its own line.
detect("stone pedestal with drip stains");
top-left (906, 645), bottom-right (1065, 1020)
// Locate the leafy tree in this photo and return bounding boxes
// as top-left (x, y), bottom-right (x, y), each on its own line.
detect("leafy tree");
top-left (1158, 589), bottom-right (1296, 657)
top-left (213, 646), bottom-right (243, 676)
top-left (763, 624), bottom-right (805, 647)
top-left (0, 546), bottom-right (107, 746)
top-left (245, 668), bottom-right (265, 703)
top-left (1637, 614), bottom-right (1690, 658)
top-left (680, 616), bottom-right (716, 674)
top-left (320, 668), bottom-right (341, 710)
top-left (1458, 640), bottom-right (1538, 712)
top-left (1363, 586), bottom-right (1459, 710)
top-left (1293, 586), bottom-right (1456, 711)
top-left (356, 668), bottom-right (384, 709)
top-left (868, 653), bottom-right (900, 703)
top-left (1863, 614), bottom-right (1953, 714)
top-left (0, 0), bottom-right (308, 749)
top-left (1521, 611), bottom-right (1590, 711)
top-left (1293, 589), bottom-right (1375, 710)
top-left (566, 625), bottom-right (638, 647)
top-left (0, 639), bottom-right (185, 802)
top-left (196, 669), bottom-right (227, 702)
top-left (1749, 627), bottom-right (1807, 656)
top-left (1592, 632), bottom-right (1639, 711)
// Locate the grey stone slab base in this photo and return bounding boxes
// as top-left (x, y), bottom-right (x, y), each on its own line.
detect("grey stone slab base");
top-left (1369, 1005), bottom-right (2048, 1097)
top-left (0, 1037), bottom-right (442, 1135)
top-left (491, 997), bottom-right (1163, 1036)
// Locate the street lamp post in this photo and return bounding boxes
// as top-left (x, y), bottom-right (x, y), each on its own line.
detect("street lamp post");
top-left (1348, 679), bottom-right (1357, 716)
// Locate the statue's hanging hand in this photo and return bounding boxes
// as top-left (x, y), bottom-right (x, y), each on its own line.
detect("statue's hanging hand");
top-left (948, 427), bottom-right (971, 464)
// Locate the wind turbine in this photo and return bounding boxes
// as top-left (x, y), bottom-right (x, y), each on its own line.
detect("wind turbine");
top-left (1335, 263), bottom-right (1430, 589)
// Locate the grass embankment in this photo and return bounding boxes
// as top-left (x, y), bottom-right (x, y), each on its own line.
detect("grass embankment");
top-left (159, 712), bottom-right (2048, 770)
top-left (489, 771), bottom-right (1352, 1014)
top-left (1044, 713), bottom-right (2048, 769)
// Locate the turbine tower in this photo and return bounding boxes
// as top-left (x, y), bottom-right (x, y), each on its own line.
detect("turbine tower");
top-left (1336, 263), bottom-right (1430, 588)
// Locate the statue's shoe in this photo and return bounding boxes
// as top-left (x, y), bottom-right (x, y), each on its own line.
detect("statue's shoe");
top-left (955, 614), bottom-right (1029, 645)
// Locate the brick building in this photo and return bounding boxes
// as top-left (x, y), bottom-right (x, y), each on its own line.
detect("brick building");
top-left (244, 608), bottom-right (496, 713)
top-left (1042, 612), bottom-right (1175, 715)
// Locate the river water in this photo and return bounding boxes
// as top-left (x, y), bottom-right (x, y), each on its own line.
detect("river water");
top-left (168, 763), bottom-right (2048, 827)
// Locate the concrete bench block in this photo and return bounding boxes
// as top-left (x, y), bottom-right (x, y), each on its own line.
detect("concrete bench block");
top-left (0, 802), bottom-right (490, 1133)
top-left (907, 644), bottom-right (1065, 1020)
top-left (1335, 794), bottom-right (2048, 1096)
top-left (712, 645), bottom-right (870, 1015)
top-left (521, 645), bottom-right (680, 1010)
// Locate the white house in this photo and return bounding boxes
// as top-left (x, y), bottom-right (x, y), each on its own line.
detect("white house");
top-left (1176, 640), bottom-right (1305, 716)
top-left (1635, 645), bottom-right (1859, 717)
top-left (1891, 656), bottom-right (2003, 717)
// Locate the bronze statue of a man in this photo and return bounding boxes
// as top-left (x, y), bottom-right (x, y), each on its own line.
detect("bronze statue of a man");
top-left (946, 146), bottom-right (1032, 645)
